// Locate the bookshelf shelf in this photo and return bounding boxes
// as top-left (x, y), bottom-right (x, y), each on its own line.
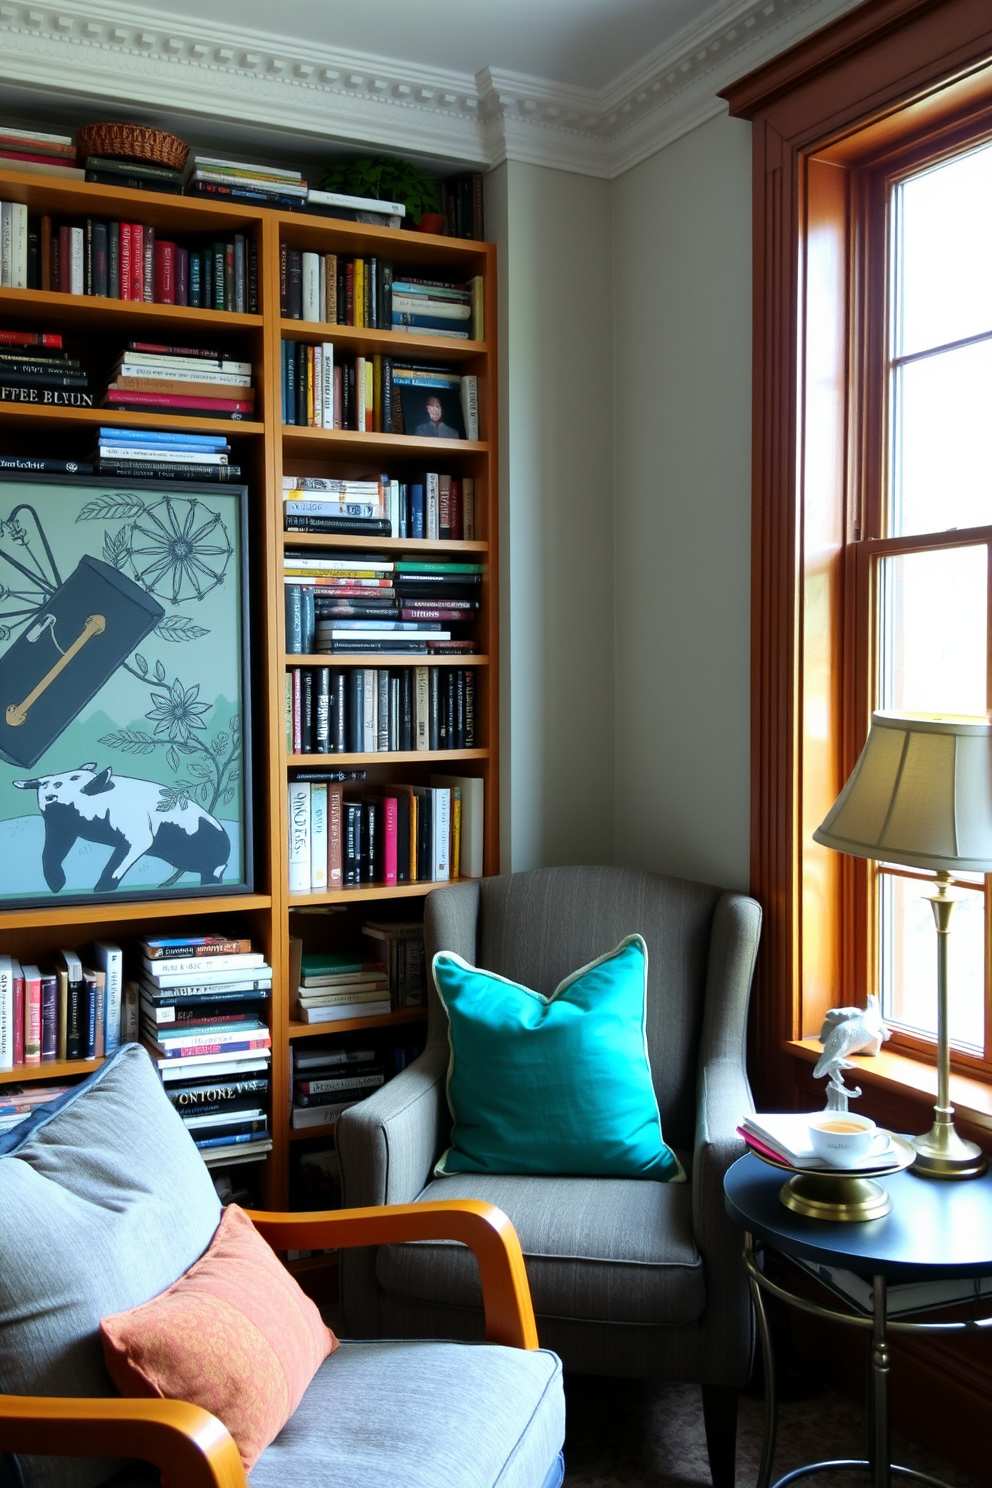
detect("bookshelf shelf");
top-left (0, 1056), bottom-right (103, 1086)
top-left (0, 285), bottom-right (261, 334)
top-left (279, 319), bottom-right (485, 361)
top-left (285, 654), bottom-right (489, 668)
top-left (282, 532), bottom-right (488, 555)
top-left (280, 426), bottom-right (486, 459)
top-left (288, 748), bottom-right (489, 767)
top-left (288, 1007), bottom-right (428, 1042)
top-left (0, 167), bottom-right (497, 1209)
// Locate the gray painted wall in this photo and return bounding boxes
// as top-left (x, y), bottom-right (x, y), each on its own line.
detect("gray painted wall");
top-left (612, 112), bottom-right (753, 890)
top-left (487, 160), bottom-right (616, 872)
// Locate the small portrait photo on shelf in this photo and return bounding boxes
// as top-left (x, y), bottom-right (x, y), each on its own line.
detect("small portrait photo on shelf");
top-left (0, 474), bottom-right (253, 909)
top-left (400, 386), bottom-right (465, 441)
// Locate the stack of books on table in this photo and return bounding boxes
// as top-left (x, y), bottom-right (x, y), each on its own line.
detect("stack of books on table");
top-left (284, 476), bottom-right (390, 536)
top-left (0, 945), bottom-right (124, 1067)
top-left (88, 425), bottom-right (240, 482)
top-left (738, 1113), bottom-right (901, 1171)
top-left (136, 932), bottom-right (272, 1166)
top-left (291, 1042), bottom-right (386, 1127)
top-left (294, 950), bottom-right (390, 1025)
top-left (184, 155), bottom-right (307, 211)
top-left (0, 1084), bottom-right (72, 1136)
top-left (102, 342), bottom-right (255, 421)
top-left (0, 126), bottom-right (82, 179)
top-left (0, 330), bottom-right (92, 409)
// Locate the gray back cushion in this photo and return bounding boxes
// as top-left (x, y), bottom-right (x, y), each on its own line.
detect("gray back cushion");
top-left (0, 1042), bottom-right (222, 1488)
top-left (427, 867), bottom-right (721, 1151)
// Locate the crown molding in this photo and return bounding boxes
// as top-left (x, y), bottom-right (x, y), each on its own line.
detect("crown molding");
top-left (0, 0), bottom-right (863, 178)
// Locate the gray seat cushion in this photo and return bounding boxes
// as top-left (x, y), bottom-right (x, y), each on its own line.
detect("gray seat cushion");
top-left (377, 1173), bottom-right (704, 1326)
top-left (0, 1044), bottom-right (222, 1488)
top-left (248, 1339), bottom-right (564, 1488)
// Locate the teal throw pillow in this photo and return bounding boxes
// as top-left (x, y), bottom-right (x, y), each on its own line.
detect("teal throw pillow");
top-left (432, 934), bottom-right (683, 1182)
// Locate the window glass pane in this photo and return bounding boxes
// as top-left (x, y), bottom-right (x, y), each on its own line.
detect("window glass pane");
top-left (879, 874), bottom-right (984, 1050)
top-left (877, 546), bottom-right (987, 715)
top-left (895, 142), bottom-right (992, 358)
top-left (891, 340), bottom-right (992, 536)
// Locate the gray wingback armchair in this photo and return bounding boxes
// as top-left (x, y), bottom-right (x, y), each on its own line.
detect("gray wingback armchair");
top-left (337, 865), bottom-right (762, 1488)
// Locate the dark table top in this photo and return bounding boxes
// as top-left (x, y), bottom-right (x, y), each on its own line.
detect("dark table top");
top-left (724, 1152), bottom-right (992, 1279)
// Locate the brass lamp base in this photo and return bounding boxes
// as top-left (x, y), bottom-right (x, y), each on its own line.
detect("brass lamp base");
top-left (911, 1111), bottom-right (987, 1179)
top-left (780, 1173), bottom-right (892, 1222)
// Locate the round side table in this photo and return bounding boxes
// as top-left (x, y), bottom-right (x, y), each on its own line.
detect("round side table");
top-left (724, 1152), bottom-right (992, 1488)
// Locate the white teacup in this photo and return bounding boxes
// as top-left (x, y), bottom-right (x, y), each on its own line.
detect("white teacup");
top-left (808, 1113), bottom-right (889, 1169)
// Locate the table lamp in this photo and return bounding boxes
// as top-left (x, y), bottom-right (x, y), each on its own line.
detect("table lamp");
top-left (813, 710), bottom-right (992, 1179)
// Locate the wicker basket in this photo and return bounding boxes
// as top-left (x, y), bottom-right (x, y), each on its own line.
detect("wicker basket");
top-left (75, 123), bottom-right (189, 171)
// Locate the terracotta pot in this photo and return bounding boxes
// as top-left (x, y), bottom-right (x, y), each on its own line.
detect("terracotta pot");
top-left (416, 213), bottom-right (445, 235)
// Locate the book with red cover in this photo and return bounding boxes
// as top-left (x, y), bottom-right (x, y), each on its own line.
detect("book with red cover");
top-left (327, 783), bottom-right (344, 888)
top-left (0, 331), bottom-right (62, 347)
top-left (57, 224), bottom-right (70, 294)
top-left (11, 960), bottom-right (23, 1065)
top-left (120, 223), bottom-right (132, 302)
top-left (142, 225), bottom-right (155, 303)
top-left (22, 965), bottom-right (41, 1066)
top-left (0, 149), bottom-right (76, 167)
top-left (130, 224), bottom-right (144, 302)
top-left (102, 389), bottom-right (256, 416)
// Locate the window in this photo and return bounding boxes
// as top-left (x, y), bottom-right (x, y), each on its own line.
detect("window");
top-left (723, 0), bottom-right (992, 1109)
top-left (860, 136), bottom-right (992, 1069)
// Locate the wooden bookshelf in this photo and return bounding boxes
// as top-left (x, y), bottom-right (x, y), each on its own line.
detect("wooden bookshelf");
top-left (0, 168), bottom-right (497, 1209)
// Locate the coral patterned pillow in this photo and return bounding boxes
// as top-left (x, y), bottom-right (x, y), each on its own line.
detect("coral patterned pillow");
top-left (100, 1203), bottom-right (336, 1471)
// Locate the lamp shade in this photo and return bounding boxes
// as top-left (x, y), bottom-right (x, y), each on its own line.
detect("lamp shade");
top-left (812, 711), bottom-right (992, 872)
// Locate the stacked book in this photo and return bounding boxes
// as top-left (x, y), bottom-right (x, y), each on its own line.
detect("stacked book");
top-left (89, 425), bottom-right (241, 482)
top-left (287, 557), bottom-right (480, 657)
top-left (391, 277), bottom-right (473, 339)
top-left (283, 475), bottom-right (389, 536)
top-left (0, 330), bottom-right (92, 410)
top-left (136, 932), bottom-right (272, 1165)
top-left (0, 126), bottom-right (82, 179)
top-left (285, 664), bottom-right (477, 754)
top-left (294, 950), bottom-right (390, 1026)
top-left (102, 342), bottom-right (255, 421)
top-left (288, 775), bottom-right (482, 892)
top-left (0, 945), bottom-right (124, 1068)
top-left (82, 156), bottom-right (184, 194)
top-left (290, 1042), bottom-right (386, 1127)
top-left (304, 190), bottom-right (405, 228)
top-left (185, 155), bottom-right (307, 211)
top-left (362, 921), bottom-right (426, 1008)
top-left (0, 1083), bottom-right (71, 1137)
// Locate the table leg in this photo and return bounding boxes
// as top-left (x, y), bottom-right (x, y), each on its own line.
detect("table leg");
top-left (747, 1232), bottom-right (778, 1488)
top-left (870, 1275), bottom-right (891, 1488)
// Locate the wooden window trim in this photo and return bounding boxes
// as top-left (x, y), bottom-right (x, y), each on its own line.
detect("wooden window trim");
top-left (721, 0), bottom-right (992, 1113)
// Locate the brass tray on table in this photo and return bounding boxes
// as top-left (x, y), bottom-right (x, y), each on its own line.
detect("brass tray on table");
top-left (743, 1132), bottom-right (916, 1221)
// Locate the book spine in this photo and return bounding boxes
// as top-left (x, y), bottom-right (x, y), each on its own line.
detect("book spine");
top-left (40, 975), bottom-right (57, 1061)
top-left (130, 224), bottom-right (144, 301)
top-left (302, 251), bottom-right (320, 321)
top-left (0, 964), bottom-right (11, 1070)
top-left (327, 783), bottom-right (344, 887)
top-left (310, 781), bottom-right (328, 891)
top-left (288, 782), bottom-right (311, 893)
top-left (12, 970), bottom-right (24, 1065)
top-left (415, 667), bottom-right (430, 751)
top-left (382, 795), bottom-right (398, 886)
top-left (24, 973), bottom-right (41, 1065)
top-left (142, 224), bottom-right (154, 302)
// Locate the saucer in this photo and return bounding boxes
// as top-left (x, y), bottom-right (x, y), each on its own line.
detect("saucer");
top-left (743, 1131), bottom-right (915, 1178)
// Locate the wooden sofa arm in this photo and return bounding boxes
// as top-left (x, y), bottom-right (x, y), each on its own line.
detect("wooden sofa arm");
top-left (0, 1395), bottom-right (247, 1488)
top-left (246, 1198), bottom-right (539, 1350)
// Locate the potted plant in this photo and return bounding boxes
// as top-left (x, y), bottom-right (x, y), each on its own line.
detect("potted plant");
top-left (319, 155), bottom-right (441, 229)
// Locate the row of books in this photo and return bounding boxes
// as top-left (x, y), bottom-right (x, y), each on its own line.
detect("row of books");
top-left (137, 931), bottom-right (272, 1166)
top-left (0, 206), bottom-right (258, 312)
top-left (286, 665), bottom-right (478, 754)
top-left (287, 567), bottom-right (480, 648)
top-left (185, 155), bottom-right (406, 227)
top-left (87, 426), bottom-right (241, 483)
top-left (0, 945), bottom-right (126, 1070)
top-left (288, 1026), bottom-right (426, 1130)
top-left (284, 473), bottom-right (477, 541)
top-left (280, 343), bottom-right (478, 439)
top-left (438, 173), bottom-right (485, 242)
top-left (281, 253), bottom-right (482, 342)
top-left (287, 772), bottom-right (483, 895)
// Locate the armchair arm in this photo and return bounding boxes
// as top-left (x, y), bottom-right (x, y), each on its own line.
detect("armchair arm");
top-left (0, 1396), bottom-right (246, 1488)
top-left (247, 1199), bottom-right (538, 1350)
top-left (692, 890), bottom-right (762, 1386)
top-left (336, 1040), bottom-right (449, 1207)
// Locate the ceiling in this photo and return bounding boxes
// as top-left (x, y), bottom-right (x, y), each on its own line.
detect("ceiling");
top-left (0, 0), bottom-right (863, 178)
top-left (152, 0), bottom-right (722, 92)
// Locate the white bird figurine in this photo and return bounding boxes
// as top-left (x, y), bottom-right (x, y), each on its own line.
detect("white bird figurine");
top-left (813, 996), bottom-right (890, 1107)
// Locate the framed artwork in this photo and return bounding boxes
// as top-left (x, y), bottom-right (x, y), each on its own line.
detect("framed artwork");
top-left (0, 474), bottom-right (252, 908)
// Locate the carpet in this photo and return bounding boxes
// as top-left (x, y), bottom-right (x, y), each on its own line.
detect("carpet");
top-left (560, 1375), bottom-right (982, 1487)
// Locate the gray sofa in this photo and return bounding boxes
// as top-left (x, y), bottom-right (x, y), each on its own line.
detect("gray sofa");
top-left (337, 865), bottom-right (762, 1488)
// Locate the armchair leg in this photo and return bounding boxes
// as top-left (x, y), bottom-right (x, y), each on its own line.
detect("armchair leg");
top-left (701, 1383), bottom-right (738, 1488)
